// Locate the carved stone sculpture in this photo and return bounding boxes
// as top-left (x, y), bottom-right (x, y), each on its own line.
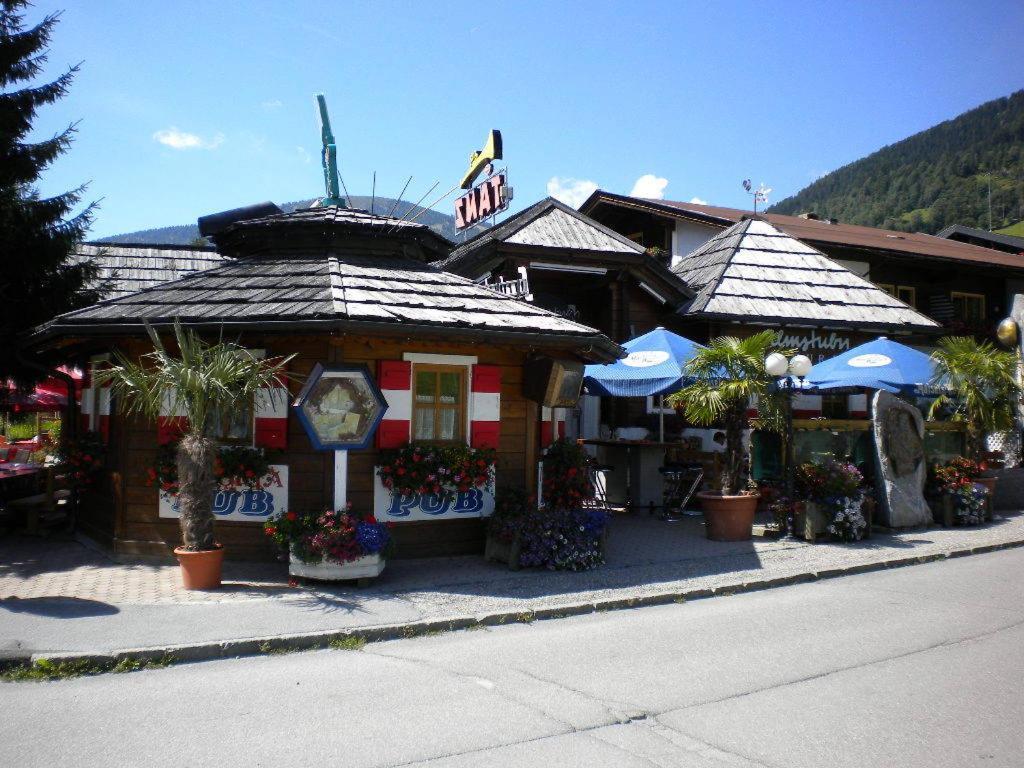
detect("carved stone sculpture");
top-left (873, 390), bottom-right (930, 527)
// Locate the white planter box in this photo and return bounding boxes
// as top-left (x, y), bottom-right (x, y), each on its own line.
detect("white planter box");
top-left (288, 552), bottom-right (385, 582)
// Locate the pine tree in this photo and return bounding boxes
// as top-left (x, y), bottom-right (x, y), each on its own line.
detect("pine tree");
top-left (0, 2), bottom-right (101, 384)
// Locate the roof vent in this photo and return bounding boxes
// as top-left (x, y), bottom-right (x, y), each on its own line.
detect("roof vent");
top-left (798, 212), bottom-right (820, 220)
top-left (885, 234), bottom-right (906, 240)
top-left (198, 201), bottom-right (283, 237)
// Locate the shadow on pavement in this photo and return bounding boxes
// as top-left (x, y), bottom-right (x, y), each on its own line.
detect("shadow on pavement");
top-left (1, 596), bottom-right (119, 618)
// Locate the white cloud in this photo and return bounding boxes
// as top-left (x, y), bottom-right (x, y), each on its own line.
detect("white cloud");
top-left (296, 146), bottom-right (312, 165)
top-left (629, 173), bottom-right (669, 199)
top-left (152, 127), bottom-right (224, 150)
top-left (689, 196), bottom-right (708, 205)
top-left (261, 99), bottom-right (283, 110)
top-left (546, 176), bottom-right (598, 208)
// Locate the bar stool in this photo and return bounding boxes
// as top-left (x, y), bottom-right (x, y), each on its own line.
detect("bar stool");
top-left (590, 464), bottom-right (615, 510)
top-left (659, 462), bottom-right (703, 521)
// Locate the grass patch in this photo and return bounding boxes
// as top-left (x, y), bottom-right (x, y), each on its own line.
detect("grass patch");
top-left (2, 654), bottom-right (175, 682)
top-left (258, 641), bottom-right (292, 655)
top-left (328, 636), bottom-right (367, 651)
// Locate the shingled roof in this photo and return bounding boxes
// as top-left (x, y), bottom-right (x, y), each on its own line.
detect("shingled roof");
top-left (213, 204), bottom-right (453, 261)
top-left (74, 243), bottom-right (225, 298)
top-left (35, 247), bottom-right (622, 361)
top-left (435, 197), bottom-right (644, 272)
top-left (672, 218), bottom-right (940, 332)
top-left (582, 190), bottom-right (1024, 271)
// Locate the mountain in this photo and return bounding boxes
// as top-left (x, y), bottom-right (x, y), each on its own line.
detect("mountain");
top-left (769, 90), bottom-right (1024, 234)
top-left (94, 196), bottom-right (467, 245)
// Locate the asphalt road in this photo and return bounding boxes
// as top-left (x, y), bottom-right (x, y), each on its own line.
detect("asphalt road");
top-left (3, 548), bottom-right (1023, 767)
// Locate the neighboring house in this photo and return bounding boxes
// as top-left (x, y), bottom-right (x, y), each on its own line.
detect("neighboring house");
top-left (581, 191), bottom-right (1024, 336)
top-left (936, 224), bottom-right (1024, 255)
top-left (436, 197), bottom-right (690, 344)
top-left (73, 243), bottom-right (226, 299)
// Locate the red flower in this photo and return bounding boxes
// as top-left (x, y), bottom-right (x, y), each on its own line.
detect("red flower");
top-left (286, 511), bottom-right (297, 521)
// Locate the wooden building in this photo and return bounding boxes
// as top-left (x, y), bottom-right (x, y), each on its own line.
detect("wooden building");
top-left (581, 191), bottom-right (1024, 338)
top-left (30, 205), bottom-right (621, 560)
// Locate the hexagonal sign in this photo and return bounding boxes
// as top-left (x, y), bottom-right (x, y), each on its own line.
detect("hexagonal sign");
top-left (293, 364), bottom-right (387, 451)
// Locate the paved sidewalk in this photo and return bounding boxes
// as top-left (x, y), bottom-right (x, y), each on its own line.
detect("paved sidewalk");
top-left (2, 511), bottom-right (1023, 660)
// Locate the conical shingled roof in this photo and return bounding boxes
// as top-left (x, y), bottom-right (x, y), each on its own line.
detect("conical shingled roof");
top-left (672, 218), bottom-right (939, 332)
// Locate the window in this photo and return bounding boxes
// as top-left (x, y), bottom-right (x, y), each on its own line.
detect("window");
top-left (951, 292), bottom-right (985, 323)
top-left (876, 283), bottom-right (916, 308)
top-left (206, 404), bottom-right (253, 443)
top-left (895, 286), bottom-right (916, 308)
top-left (413, 364), bottom-right (466, 443)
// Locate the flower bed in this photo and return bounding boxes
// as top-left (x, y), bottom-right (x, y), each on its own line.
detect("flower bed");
top-left (377, 442), bottom-right (495, 498)
top-left (927, 458), bottom-right (991, 525)
top-left (146, 442), bottom-right (278, 498)
top-left (485, 483), bottom-right (610, 571)
top-left (795, 459), bottom-right (868, 542)
top-left (264, 504), bottom-right (392, 582)
top-left (58, 431), bottom-right (105, 489)
top-left (540, 439), bottom-right (594, 509)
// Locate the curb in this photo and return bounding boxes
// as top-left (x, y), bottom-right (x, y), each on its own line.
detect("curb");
top-left (8, 537), bottom-right (1024, 675)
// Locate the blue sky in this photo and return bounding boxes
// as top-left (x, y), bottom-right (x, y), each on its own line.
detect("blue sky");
top-left (24, 0), bottom-right (1024, 239)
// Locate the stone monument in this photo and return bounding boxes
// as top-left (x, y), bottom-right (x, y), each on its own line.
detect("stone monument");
top-left (872, 390), bottom-right (931, 527)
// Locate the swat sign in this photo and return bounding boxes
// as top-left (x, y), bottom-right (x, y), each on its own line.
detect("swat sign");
top-left (455, 173), bottom-right (509, 230)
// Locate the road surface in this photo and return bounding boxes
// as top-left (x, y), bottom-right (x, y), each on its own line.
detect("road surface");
top-left (3, 547), bottom-right (1023, 767)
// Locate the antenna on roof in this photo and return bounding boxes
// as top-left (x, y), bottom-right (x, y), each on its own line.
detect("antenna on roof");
top-left (370, 172), bottom-right (376, 215)
top-left (385, 176), bottom-right (413, 221)
top-left (385, 180), bottom-right (443, 234)
top-left (742, 179), bottom-right (771, 215)
top-left (316, 94), bottom-right (348, 208)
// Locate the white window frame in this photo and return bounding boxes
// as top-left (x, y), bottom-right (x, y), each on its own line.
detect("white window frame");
top-left (403, 352), bottom-right (478, 445)
top-left (645, 395), bottom-right (675, 415)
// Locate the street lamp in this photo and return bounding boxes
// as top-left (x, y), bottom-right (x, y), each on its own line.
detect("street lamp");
top-left (764, 352), bottom-right (812, 532)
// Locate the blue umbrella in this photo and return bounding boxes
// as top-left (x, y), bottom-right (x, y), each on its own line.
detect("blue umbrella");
top-left (584, 327), bottom-right (704, 398)
top-left (804, 337), bottom-right (936, 394)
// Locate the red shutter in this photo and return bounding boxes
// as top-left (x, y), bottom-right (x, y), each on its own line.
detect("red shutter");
top-left (470, 364), bottom-right (501, 449)
top-left (254, 363), bottom-right (290, 450)
top-left (157, 389), bottom-right (189, 445)
top-left (540, 406), bottom-right (565, 448)
top-left (376, 360), bottom-right (412, 448)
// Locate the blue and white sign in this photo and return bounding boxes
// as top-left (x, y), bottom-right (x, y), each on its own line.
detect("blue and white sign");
top-left (159, 465), bottom-right (289, 521)
top-left (373, 468), bottom-right (495, 522)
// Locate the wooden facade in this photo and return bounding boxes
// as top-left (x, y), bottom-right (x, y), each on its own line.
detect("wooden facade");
top-left (77, 330), bottom-right (550, 560)
top-left (37, 204), bottom-right (621, 562)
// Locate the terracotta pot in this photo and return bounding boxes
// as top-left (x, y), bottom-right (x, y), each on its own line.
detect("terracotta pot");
top-left (174, 545), bottom-right (225, 590)
top-left (698, 492), bottom-right (760, 541)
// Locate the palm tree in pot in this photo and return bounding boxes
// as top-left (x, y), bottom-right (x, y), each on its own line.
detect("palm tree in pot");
top-left (668, 331), bottom-right (786, 540)
top-left (97, 320), bottom-right (293, 588)
top-left (928, 335), bottom-right (1020, 492)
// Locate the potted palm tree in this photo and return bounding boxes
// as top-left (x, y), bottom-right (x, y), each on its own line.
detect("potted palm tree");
top-left (928, 335), bottom-right (1020, 497)
top-left (668, 331), bottom-right (786, 541)
top-left (97, 320), bottom-right (293, 589)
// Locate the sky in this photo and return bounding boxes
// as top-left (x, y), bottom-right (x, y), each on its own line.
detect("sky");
top-left (21, 0), bottom-right (1024, 239)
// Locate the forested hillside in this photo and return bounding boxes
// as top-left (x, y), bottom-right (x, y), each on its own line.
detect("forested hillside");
top-left (770, 90), bottom-right (1024, 234)
top-left (95, 196), bottom-right (463, 245)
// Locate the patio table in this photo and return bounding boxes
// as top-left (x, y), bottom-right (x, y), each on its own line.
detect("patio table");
top-left (0, 464), bottom-right (44, 504)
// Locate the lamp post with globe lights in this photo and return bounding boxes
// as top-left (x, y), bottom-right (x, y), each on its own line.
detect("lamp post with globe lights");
top-left (764, 351), bottom-right (813, 520)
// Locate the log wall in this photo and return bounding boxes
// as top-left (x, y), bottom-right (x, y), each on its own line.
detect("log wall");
top-left (83, 331), bottom-right (540, 561)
